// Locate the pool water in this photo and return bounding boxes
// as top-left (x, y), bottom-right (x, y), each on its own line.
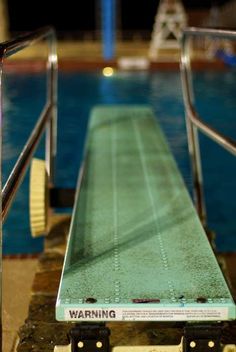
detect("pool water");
top-left (2, 70), bottom-right (236, 254)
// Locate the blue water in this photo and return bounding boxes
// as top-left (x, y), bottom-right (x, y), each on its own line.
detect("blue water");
top-left (2, 70), bottom-right (236, 254)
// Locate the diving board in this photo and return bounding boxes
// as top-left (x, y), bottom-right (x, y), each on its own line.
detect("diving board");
top-left (56, 106), bottom-right (235, 322)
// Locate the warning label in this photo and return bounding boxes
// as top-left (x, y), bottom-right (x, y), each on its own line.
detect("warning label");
top-left (119, 308), bottom-right (228, 321)
top-left (65, 307), bottom-right (229, 321)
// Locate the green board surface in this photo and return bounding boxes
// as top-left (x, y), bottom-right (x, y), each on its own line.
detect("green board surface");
top-left (56, 106), bottom-right (235, 322)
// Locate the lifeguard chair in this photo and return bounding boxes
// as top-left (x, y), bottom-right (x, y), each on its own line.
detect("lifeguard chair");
top-left (149, 0), bottom-right (187, 60)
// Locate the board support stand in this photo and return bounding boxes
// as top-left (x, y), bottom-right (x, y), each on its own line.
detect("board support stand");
top-left (183, 324), bottom-right (222, 352)
top-left (69, 323), bottom-right (110, 352)
top-left (54, 322), bottom-right (236, 352)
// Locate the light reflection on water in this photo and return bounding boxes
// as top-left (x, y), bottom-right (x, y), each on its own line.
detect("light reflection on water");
top-left (2, 70), bottom-right (236, 254)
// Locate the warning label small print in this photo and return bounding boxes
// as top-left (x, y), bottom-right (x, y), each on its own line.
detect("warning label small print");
top-left (65, 307), bottom-right (229, 321)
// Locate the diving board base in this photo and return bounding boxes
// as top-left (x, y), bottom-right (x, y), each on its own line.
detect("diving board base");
top-left (54, 344), bottom-right (182, 352)
top-left (54, 345), bottom-right (236, 352)
top-left (54, 341), bottom-right (236, 352)
top-left (53, 322), bottom-right (236, 352)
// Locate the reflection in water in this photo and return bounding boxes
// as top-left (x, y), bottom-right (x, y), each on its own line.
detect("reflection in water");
top-left (3, 73), bottom-right (46, 254)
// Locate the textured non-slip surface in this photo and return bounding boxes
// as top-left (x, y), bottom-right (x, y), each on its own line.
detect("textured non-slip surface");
top-left (57, 106), bottom-right (235, 321)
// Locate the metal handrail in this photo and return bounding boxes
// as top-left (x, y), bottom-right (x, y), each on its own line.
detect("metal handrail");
top-left (180, 27), bottom-right (236, 225)
top-left (0, 26), bottom-right (58, 221)
top-left (0, 27), bottom-right (57, 350)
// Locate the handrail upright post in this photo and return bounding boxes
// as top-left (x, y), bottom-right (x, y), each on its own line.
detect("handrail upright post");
top-left (0, 50), bottom-right (4, 352)
top-left (181, 34), bottom-right (207, 226)
top-left (181, 27), bottom-right (236, 232)
top-left (0, 27), bottom-right (57, 351)
top-left (188, 122), bottom-right (207, 226)
top-left (46, 30), bottom-right (58, 185)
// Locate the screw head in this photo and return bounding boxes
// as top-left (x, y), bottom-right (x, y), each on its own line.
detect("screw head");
top-left (208, 341), bottom-right (215, 348)
top-left (190, 341), bottom-right (196, 348)
top-left (96, 341), bottom-right (103, 348)
top-left (78, 341), bottom-right (84, 348)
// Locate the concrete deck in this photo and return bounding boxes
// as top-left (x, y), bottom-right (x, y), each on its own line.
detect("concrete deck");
top-left (3, 258), bottom-right (37, 352)
top-left (3, 40), bottom-right (226, 72)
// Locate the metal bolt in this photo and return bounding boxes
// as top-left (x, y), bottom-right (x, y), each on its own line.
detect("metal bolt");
top-left (190, 341), bottom-right (196, 348)
top-left (96, 341), bottom-right (103, 348)
top-left (78, 341), bottom-right (84, 348)
top-left (208, 341), bottom-right (215, 348)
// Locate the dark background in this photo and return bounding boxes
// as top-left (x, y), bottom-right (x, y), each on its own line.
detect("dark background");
top-left (7, 0), bottom-right (231, 33)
